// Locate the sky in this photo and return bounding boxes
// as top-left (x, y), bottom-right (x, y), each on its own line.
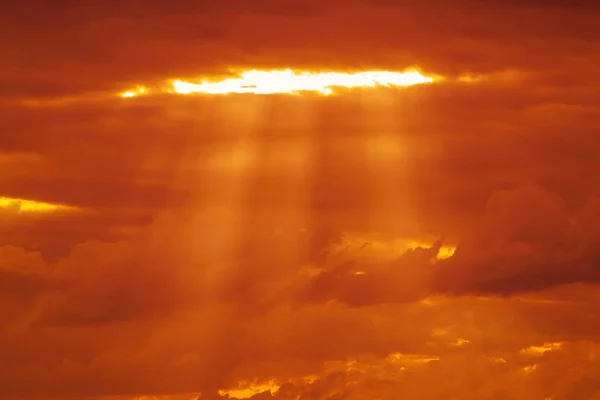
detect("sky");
top-left (1, 0), bottom-right (600, 399)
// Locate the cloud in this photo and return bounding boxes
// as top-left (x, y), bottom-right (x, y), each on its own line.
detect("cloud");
top-left (240, 340), bottom-right (600, 400)
top-left (297, 185), bottom-right (600, 306)
top-left (2, 0), bottom-right (600, 398)
top-left (2, 192), bottom-right (600, 398)
top-left (2, 0), bottom-right (600, 98)
top-left (299, 240), bottom-right (442, 306)
top-left (3, 81), bottom-right (600, 398)
top-left (433, 187), bottom-right (600, 296)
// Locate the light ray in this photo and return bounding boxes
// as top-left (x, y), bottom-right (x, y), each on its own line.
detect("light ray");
top-left (360, 87), bottom-right (411, 236)
top-left (255, 98), bottom-right (316, 289)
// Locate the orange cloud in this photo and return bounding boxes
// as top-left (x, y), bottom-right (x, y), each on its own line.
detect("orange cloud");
top-left (1, 0), bottom-right (600, 399)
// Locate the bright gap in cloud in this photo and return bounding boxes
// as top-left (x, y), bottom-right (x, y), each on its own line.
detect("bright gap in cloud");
top-left (0, 196), bottom-right (75, 213)
top-left (119, 68), bottom-right (438, 98)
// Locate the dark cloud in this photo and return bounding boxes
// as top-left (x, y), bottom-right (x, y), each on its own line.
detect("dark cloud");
top-left (478, 0), bottom-right (600, 10)
top-left (298, 186), bottom-right (600, 305)
top-left (433, 187), bottom-right (600, 296)
top-left (2, 0), bottom-right (600, 97)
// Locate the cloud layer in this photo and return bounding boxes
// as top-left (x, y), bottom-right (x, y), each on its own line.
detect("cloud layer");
top-left (1, 0), bottom-right (600, 399)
